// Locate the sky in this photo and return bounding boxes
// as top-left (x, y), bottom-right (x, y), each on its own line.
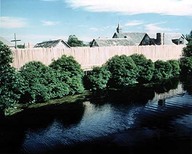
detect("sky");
top-left (0, 0), bottom-right (192, 45)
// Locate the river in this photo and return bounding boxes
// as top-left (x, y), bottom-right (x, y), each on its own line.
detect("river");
top-left (0, 79), bottom-right (192, 154)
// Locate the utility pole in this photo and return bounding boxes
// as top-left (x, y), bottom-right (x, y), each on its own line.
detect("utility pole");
top-left (11, 33), bottom-right (21, 49)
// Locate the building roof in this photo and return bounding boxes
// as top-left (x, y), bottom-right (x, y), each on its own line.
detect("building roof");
top-left (113, 32), bottom-right (147, 45)
top-left (163, 33), bottom-right (186, 45)
top-left (34, 39), bottom-right (70, 48)
top-left (148, 33), bottom-right (188, 45)
top-left (91, 38), bottom-right (135, 47)
top-left (0, 36), bottom-right (14, 47)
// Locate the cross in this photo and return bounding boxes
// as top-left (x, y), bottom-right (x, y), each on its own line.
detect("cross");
top-left (11, 33), bottom-right (21, 49)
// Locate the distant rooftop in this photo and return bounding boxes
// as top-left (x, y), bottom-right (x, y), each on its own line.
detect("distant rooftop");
top-left (34, 39), bottom-right (70, 48)
top-left (0, 36), bottom-right (14, 47)
top-left (90, 38), bottom-right (135, 47)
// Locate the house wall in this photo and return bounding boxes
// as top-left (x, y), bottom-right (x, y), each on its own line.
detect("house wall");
top-left (12, 45), bottom-right (184, 70)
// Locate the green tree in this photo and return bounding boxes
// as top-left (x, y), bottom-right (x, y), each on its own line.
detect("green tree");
top-left (0, 41), bottom-right (24, 109)
top-left (186, 30), bottom-right (192, 42)
top-left (17, 44), bottom-right (25, 49)
top-left (130, 54), bottom-right (154, 83)
top-left (180, 57), bottom-right (192, 75)
top-left (167, 60), bottom-right (180, 77)
top-left (19, 61), bottom-right (70, 103)
top-left (50, 55), bottom-right (84, 94)
top-left (180, 31), bottom-right (192, 76)
top-left (67, 35), bottom-right (85, 47)
top-left (86, 66), bottom-right (111, 91)
top-left (152, 60), bottom-right (172, 81)
top-left (106, 55), bottom-right (138, 88)
top-left (182, 41), bottom-right (192, 57)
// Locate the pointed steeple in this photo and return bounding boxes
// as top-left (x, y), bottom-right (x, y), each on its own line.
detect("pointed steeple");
top-left (116, 23), bottom-right (122, 33)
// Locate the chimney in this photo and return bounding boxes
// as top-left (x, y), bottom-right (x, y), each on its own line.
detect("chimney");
top-left (156, 33), bottom-right (164, 45)
top-left (156, 33), bottom-right (161, 45)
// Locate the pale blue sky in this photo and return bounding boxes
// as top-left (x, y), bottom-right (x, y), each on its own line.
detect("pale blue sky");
top-left (0, 0), bottom-right (192, 44)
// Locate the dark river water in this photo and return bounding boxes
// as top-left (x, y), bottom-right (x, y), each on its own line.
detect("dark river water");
top-left (0, 79), bottom-right (192, 154)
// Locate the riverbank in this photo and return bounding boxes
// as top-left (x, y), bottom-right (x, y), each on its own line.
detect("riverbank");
top-left (3, 91), bottom-right (90, 117)
top-left (2, 77), bottom-right (182, 117)
top-left (0, 83), bottom-right (191, 154)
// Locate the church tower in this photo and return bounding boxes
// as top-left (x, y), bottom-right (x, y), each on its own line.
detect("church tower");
top-left (116, 23), bottom-right (122, 33)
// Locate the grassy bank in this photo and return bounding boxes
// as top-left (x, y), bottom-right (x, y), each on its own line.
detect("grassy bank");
top-left (4, 91), bottom-right (90, 117)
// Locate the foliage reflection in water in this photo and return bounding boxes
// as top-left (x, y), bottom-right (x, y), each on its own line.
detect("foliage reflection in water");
top-left (0, 78), bottom-right (192, 154)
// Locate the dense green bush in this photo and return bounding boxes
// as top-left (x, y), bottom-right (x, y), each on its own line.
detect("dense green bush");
top-left (167, 60), bottom-right (180, 77)
top-left (130, 54), bottom-right (154, 83)
top-left (0, 69), bottom-right (25, 109)
top-left (0, 42), bottom-right (13, 67)
top-left (50, 55), bottom-right (84, 77)
top-left (106, 55), bottom-right (138, 88)
top-left (86, 66), bottom-right (111, 91)
top-left (50, 55), bottom-right (84, 94)
top-left (180, 57), bottom-right (192, 75)
top-left (0, 41), bottom-right (25, 109)
top-left (66, 76), bottom-right (84, 95)
top-left (152, 60), bottom-right (172, 81)
top-left (19, 61), bottom-right (70, 103)
top-left (182, 41), bottom-right (192, 57)
top-left (180, 38), bottom-right (192, 76)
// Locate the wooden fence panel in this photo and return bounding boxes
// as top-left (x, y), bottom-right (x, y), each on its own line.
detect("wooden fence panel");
top-left (12, 45), bottom-right (184, 70)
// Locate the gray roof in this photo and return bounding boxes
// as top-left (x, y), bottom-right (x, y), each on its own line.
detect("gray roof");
top-left (91, 38), bottom-right (135, 47)
top-left (34, 39), bottom-right (70, 48)
top-left (148, 33), bottom-right (188, 45)
top-left (163, 33), bottom-right (186, 45)
top-left (0, 36), bottom-right (14, 47)
top-left (113, 32), bottom-right (147, 45)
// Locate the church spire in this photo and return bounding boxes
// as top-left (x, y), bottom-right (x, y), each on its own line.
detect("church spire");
top-left (116, 23), bottom-right (122, 33)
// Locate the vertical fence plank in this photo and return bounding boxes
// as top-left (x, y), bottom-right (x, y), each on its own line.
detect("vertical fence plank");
top-left (11, 45), bottom-right (184, 70)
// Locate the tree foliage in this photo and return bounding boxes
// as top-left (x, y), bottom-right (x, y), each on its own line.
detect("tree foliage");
top-left (152, 60), bottom-right (172, 81)
top-left (180, 31), bottom-right (192, 76)
top-left (0, 41), bottom-right (24, 109)
top-left (50, 55), bottom-right (84, 94)
top-left (182, 41), bottom-right (192, 57)
top-left (106, 55), bottom-right (138, 88)
top-left (167, 60), bottom-right (180, 77)
top-left (19, 61), bottom-right (70, 103)
top-left (185, 30), bottom-right (192, 42)
top-left (180, 57), bottom-right (192, 75)
top-left (50, 55), bottom-right (84, 78)
top-left (86, 66), bottom-right (111, 91)
top-left (130, 54), bottom-right (154, 83)
top-left (67, 35), bottom-right (85, 47)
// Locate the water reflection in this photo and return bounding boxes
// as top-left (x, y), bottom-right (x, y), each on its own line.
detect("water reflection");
top-left (0, 102), bottom-right (85, 153)
top-left (158, 99), bottom-right (165, 106)
top-left (21, 102), bottom-right (142, 153)
top-left (154, 78), bottom-right (179, 94)
top-left (0, 79), bottom-right (192, 154)
top-left (88, 86), bottom-right (156, 106)
top-left (180, 75), bottom-right (192, 94)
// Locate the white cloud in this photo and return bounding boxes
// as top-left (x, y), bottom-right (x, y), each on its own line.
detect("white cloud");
top-left (145, 23), bottom-right (175, 33)
top-left (0, 16), bottom-right (28, 28)
top-left (41, 20), bottom-right (60, 26)
top-left (65, 0), bottom-right (192, 16)
top-left (125, 20), bottom-right (143, 27)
